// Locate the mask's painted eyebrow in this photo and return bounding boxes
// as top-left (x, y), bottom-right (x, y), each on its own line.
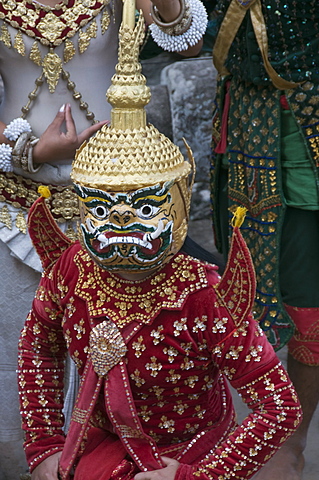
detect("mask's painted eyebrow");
top-left (129, 183), bottom-right (172, 207)
top-left (74, 181), bottom-right (174, 208)
top-left (74, 184), bottom-right (117, 207)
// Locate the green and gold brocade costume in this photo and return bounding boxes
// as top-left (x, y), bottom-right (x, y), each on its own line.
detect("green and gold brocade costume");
top-left (210, 0), bottom-right (319, 349)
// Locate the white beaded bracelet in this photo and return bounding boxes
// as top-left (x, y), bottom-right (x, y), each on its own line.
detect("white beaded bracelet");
top-left (0, 143), bottom-right (13, 172)
top-left (149, 0), bottom-right (208, 52)
top-left (3, 118), bottom-right (32, 142)
top-left (11, 132), bottom-right (42, 173)
top-left (0, 117), bottom-right (41, 173)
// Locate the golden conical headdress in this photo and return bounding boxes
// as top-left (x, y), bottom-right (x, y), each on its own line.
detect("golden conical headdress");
top-left (71, 0), bottom-right (194, 197)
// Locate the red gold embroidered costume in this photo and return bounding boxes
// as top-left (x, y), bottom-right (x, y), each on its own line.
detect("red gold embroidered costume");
top-left (18, 4), bottom-right (302, 479)
top-left (18, 195), bottom-right (302, 479)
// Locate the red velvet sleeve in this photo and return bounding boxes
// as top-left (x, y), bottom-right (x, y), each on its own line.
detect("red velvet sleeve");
top-left (175, 312), bottom-right (302, 479)
top-left (18, 272), bottom-right (67, 472)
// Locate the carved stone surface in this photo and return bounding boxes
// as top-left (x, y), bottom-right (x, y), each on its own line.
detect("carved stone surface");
top-left (145, 56), bottom-right (217, 220)
top-left (145, 85), bottom-right (173, 140)
top-left (161, 57), bottom-right (217, 181)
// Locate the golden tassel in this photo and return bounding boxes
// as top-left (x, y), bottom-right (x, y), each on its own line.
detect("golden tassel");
top-left (231, 206), bottom-right (247, 228)
top-left (101, 10), bottom-right (111, 34)
top-left (63, 39), bottom-right (76, 63)
top-left (38, 185), bottom-right (51, 198)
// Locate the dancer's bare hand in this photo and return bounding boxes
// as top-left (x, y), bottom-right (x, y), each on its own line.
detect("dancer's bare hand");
top-left (33, 103), bottom-right (108, 164)
top-left (134, 457), bottom-right (180, 480)
top-left (31, 451), bottom-right (62, 480)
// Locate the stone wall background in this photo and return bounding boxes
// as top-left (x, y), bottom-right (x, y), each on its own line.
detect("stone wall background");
top-left (143, 55), bottom-right (217, 221)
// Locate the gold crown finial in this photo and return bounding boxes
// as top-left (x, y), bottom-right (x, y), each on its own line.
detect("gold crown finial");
top-left (106, 0), bottom-right (151, 130)
top-left (71, 0), bottom-right (194, 193)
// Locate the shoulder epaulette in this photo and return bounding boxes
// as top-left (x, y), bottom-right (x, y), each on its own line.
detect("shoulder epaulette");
top-left (214, 207), bottom-right (256, 326)
top-left (28, 186), bottom-right (74, 271)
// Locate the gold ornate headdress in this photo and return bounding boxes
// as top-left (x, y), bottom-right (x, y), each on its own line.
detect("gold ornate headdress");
top-left (71, 0), bottom-right (195, 204)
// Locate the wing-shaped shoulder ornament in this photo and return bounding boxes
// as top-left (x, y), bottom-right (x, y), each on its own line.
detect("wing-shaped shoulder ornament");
top-left (27, 186), bottom-right (74, 271)
top-left (214, 207), bottom-right (256, 327)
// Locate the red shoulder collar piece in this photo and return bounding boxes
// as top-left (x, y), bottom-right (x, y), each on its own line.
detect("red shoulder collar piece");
top-left (72, 251), bottom-right (209, 328)
top-left (28, 194), bottom-right (74, 271)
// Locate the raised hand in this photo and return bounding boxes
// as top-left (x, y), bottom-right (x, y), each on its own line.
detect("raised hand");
top-left (33, 103), bottom-right (108, 164)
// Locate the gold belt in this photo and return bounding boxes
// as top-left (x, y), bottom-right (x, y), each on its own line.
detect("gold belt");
top-left (0, 171), bottom-right (80, 236)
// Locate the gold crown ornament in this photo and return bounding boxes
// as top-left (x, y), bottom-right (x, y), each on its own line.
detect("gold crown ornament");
top-left (71, 0), bottom-right (195, 275)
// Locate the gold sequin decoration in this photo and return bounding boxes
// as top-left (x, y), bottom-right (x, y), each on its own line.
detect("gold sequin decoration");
top-left (118, 425), bottom-right (146, 439)
top-left (63, 38), bottom-right (76, 63)
top-left (74, 252), bottom-right (208, 326)
top-left (74, 319), bottom-right (86, 340)
top-left (132, 336), bottom-right (146, 358)
top-left (29, 41), bottom-right (42, 66)
top-left (150, 326), bottom-right (165, 345)
top-left (13, 30), bottom-right (25, 56)
top-left (15, 210), bottom-right (27, 234)
top-left (101, 10), bottom-right (110, 34)
top-left (0, 205), bottom-right (12, 229)
top-left (159, 416), bottom-right (175, 433)
top-left (145, 356), bottom-right (162, 377)
top-left (130, 369), bottom-right (145, 388)
top-left (0, 23), bottom-right (11, 48)
top-left (72, 407), bottom-right (87, 425)
top-left (42, 50), bottom-right (63, 93)
top-left (89, 319), bottom-right (127, 377)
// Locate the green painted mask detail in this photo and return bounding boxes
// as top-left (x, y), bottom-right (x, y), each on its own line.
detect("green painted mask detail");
top-left (75, 182), bottom-right (176, 271)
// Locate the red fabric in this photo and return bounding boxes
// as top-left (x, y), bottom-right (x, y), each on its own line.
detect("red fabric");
top-left (28, 194), bottom-right (73, 270)
top-left (285, 304), bottom-right (319, 366)
top-left (109, 460), bottom-right (139, 480)
top-left (175, 463), bottom-right (195, 480)
top-left (216, 225), bottom-right (256, 321)
top-left (280, 94), bottom-right (290, 110)
top-left (104, 364), bottom-right (164, 471)
top-left (18, 246), bottom-right (302, 478)
top-left (74, 429), bottom-right (127, 480)
top-left (59, 362), bottom-right (103, 479)
top-left (214, 81), bottom-right (231, 154)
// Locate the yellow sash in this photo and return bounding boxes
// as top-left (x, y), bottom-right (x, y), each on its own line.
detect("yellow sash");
top-left (213, 0), bottom-right (299, 89)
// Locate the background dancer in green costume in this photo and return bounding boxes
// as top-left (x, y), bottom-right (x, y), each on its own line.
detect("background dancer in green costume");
top-left (207, 1), bottom-right (319, 479)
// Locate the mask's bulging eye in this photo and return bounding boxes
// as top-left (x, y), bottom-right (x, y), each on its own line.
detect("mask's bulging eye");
top-left (137, 204), bottom-right (160, 219)
top-left (90, 205), bottom-right (109, 220)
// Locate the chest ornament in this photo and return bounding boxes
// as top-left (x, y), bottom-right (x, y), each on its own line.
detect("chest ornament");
top-left (0, 0), bottom-right (113, 120)
top-left (74, 251), bottom-right (209, 328)
top-left (89, 318), bottom-right (127, 377)
top-left (0, 0), bottom-right (110, 46)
